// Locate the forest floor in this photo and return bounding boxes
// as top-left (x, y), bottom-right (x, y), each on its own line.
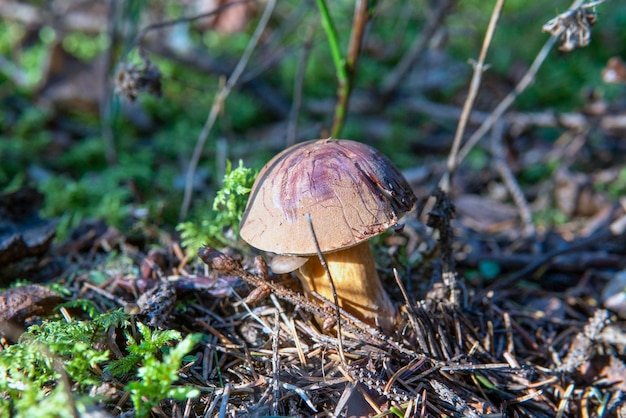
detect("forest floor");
top-left (2, 1), bottom-right (626, 417)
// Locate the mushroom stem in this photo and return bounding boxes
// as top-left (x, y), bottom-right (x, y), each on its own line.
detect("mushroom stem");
top-left (295, 241), bottom-right (396, 333)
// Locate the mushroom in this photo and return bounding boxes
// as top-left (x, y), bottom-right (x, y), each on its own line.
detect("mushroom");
top-left (239, 139), bottom-right (416, 333)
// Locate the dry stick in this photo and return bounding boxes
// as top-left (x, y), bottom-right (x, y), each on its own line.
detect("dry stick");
top-left (286, 21), bottom-right (316, 147)
top-left (490, 119), bottom-right (537, 241)
top-left (305, 213), bottom-right (346, 365)
top-left (334, 382), bottom-right (359, 416)
top-left (441, 0), bottom-right (505, 193)
top-left (455, 0), bottom-right (587, 166)
top-left (392, 268), bottom-right (421, 337)
top-left (345, 0), bottom-right (369, 72)
top-left (183, 398), bottom-right (193, 418)
top-left (180, 0), bottom-right (277, 220)
top-left (456, 38), bottom-right (556, 164)
top-left (271, 310), bottom-right (280, 416)
top-left (330, 0), bottom-right (370, 138)
top-left (380, 0), bottom-right (455, 98)
top-left (218, 383), bottom-right (232, 418)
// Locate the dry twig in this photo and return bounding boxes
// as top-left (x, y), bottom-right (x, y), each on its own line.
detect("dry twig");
top-left (455, 0), bottom-right (590, 165)
top-left (305, 213), bottom-right (346, 364)
top-left (180, 0), bottom-right (277, 220)
top-left (441, 0), bottom-right (505, 192)
top-left (331, 0), bottom-right (371, 137)
top-left (490, 119), bottom-right (537, 241)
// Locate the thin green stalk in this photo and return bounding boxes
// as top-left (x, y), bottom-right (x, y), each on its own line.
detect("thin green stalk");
top-left (315, 0), bottom-right (349, 137)
top-left (315, 0), bottom-right (348, 87)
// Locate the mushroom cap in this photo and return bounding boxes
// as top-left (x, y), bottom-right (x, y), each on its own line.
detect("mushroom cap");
top-left (239, 139), bottom-right (417, 256)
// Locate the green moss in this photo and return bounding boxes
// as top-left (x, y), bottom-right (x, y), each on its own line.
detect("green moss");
top-left (177, 160), bottom-right (257, 254)
top-left (62, 32), bottom-right (109, 61)
top-left (0, 305), bottom-right (199, 418)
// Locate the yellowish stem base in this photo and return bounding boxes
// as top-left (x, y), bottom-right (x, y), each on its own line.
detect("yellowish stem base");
top-left (296, 242), bottom-right (396, 333)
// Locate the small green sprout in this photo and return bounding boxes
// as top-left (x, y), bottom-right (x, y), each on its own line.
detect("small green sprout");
top-left (125, 326), bottom-right (202, 418)
top-left (177, 159), bottom-right (257, 254)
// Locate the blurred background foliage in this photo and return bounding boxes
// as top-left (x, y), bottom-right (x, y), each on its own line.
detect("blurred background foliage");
top-left (1, 0), bottom-right (625, 240)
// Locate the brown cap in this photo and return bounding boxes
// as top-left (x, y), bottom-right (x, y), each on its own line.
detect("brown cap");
top-left (239, 139), bottom-right (416, 256)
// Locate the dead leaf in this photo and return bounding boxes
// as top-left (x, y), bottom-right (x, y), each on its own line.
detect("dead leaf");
top-left (136, 280), bottom-right (176, 328)
top-left (578, 355), bottom-right (626, 392)
top-left (0, 284), bottom-right (64, 324)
